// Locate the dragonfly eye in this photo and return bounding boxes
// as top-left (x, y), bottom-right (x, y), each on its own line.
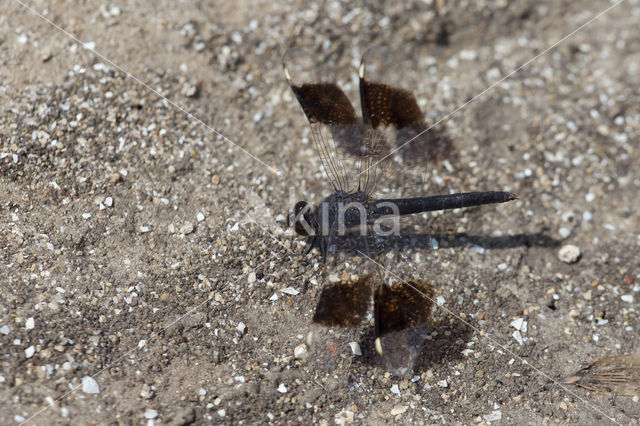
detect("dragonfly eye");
top-left (289, 201), bottom-right (315, 236)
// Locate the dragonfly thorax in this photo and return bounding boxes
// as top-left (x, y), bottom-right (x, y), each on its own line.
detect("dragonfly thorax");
top-left (314, 190), bottom-right (375, 237)
top-left (289, 190), bottom-right (376, 238)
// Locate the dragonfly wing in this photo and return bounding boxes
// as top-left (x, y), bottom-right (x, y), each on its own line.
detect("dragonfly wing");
top-left (564, 353), bottom-right (640, 396)
top-left (283, 49), bottom-right (361, 193)
top-left (358, 46), bottom-right (454, 174)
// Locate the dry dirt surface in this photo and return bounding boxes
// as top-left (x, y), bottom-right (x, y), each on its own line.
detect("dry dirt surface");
top-left (1, 0), bottom-right (639, 424)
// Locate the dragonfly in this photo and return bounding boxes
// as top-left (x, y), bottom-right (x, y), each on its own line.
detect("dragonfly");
top-left (283, 46), bottom-right (517, 374)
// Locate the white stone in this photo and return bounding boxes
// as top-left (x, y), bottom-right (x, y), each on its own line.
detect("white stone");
top-left (82, 376), bottom-right (100, 394)
top-left (621, 294), bottom-right (634, 303)
top-left (348, 342), bottom-right (362, 356)
top-left (144, 409), bottom-right (158, 419)
top-left (282, 287), bottom-right (299, 296)
top-left (277, 383), bottom-right (287, 393)
top-left (294, 344), bottom-right (308, 360)
top-left (25, 345), bottom-right (35, 358)
top-left (510, 318), bottom-right (524, 331)
top-left (390, 384), bottom-right (401, 395)
top-left (25, 317), bottom-right (35, 330)
top-left (512, 330), bottom-right (524, 346)
top-left (483, 410), bottom-right (502, 422)
top-left (236, 322), bottom-right (246, 334)
top-left (558, 245), bottom-right (581, 264)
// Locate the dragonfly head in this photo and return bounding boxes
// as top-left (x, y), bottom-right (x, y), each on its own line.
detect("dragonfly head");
top-left (288, 200), bottom-right (317, 236)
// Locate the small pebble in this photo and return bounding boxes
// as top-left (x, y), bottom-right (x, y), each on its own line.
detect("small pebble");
top-left (182, 82), bottom-right (200, 98)
top-left (282, 287), bottom-right (299, 296)
top-left (437, 379), bottom-right (448, 388)
top-left (335, 410), bottom-right (355, 424)
top-left (196, 212), bottom-right (205, 222)
top-left (621, 294), bottom-right (634, 303)
top-left (180, 222), bottom-right (194, 235)
top-left (25, 346), bottom-right (35, 358)
top-left (512, 330), bottom-right (524, 345)
top-left (390, 405), bottom-right (407, 416)
top-left (390, 384), bottom-right (401, 395)
top-left (294, 344), bottom-right (308, 360)
top-left (140, 226), bottom-right (150, 233)
top-left (144, 409), bottom-right (158, 419)
top-left (41, 48), bottom-right (53, 62)
top-left (0, 325), bottom-right (9, 335)
top-left (277, 383), bottom-right (287, 393)
top-left (104, 197), bottom-right (113, 207)
top-left (483, 410), bottom-right (502, 422)
top-left (510, 318), bottom-right (524, 331)
top-left (140, 384), bottom-right (154, 399)
top-left (558, 227), bottom-right (571, 239)
top-left (236, 322), bottom-right (246, 334)
top-left (25, 317), bottom-right (35, 330)
top-left (348, 342), bottom-right (362, 356)
top-left (82, 376), bottom-right (100, 394)
top-left (558, 245), bottom-right (581, 264)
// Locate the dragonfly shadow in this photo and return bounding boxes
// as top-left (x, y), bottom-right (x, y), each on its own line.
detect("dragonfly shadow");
top-left (328, 229), bottom-right (560, 259)
top-left (414, 230), bottom-right (561, 251)
top-left (354, 316), bottom-right (473, 374)
top-left (413, 318), bottom-right (474, 371)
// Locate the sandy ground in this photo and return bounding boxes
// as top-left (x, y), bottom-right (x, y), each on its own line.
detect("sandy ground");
top-left (1, 0), bottom-right (639, 424)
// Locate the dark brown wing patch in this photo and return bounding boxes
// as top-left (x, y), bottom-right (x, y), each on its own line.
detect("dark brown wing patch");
top-left (290, 83), bottom-right (357, 126)
top-left (312, 276), bottom-right (372, 327)
top-left (361, 81), bottom-right (424, 129)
